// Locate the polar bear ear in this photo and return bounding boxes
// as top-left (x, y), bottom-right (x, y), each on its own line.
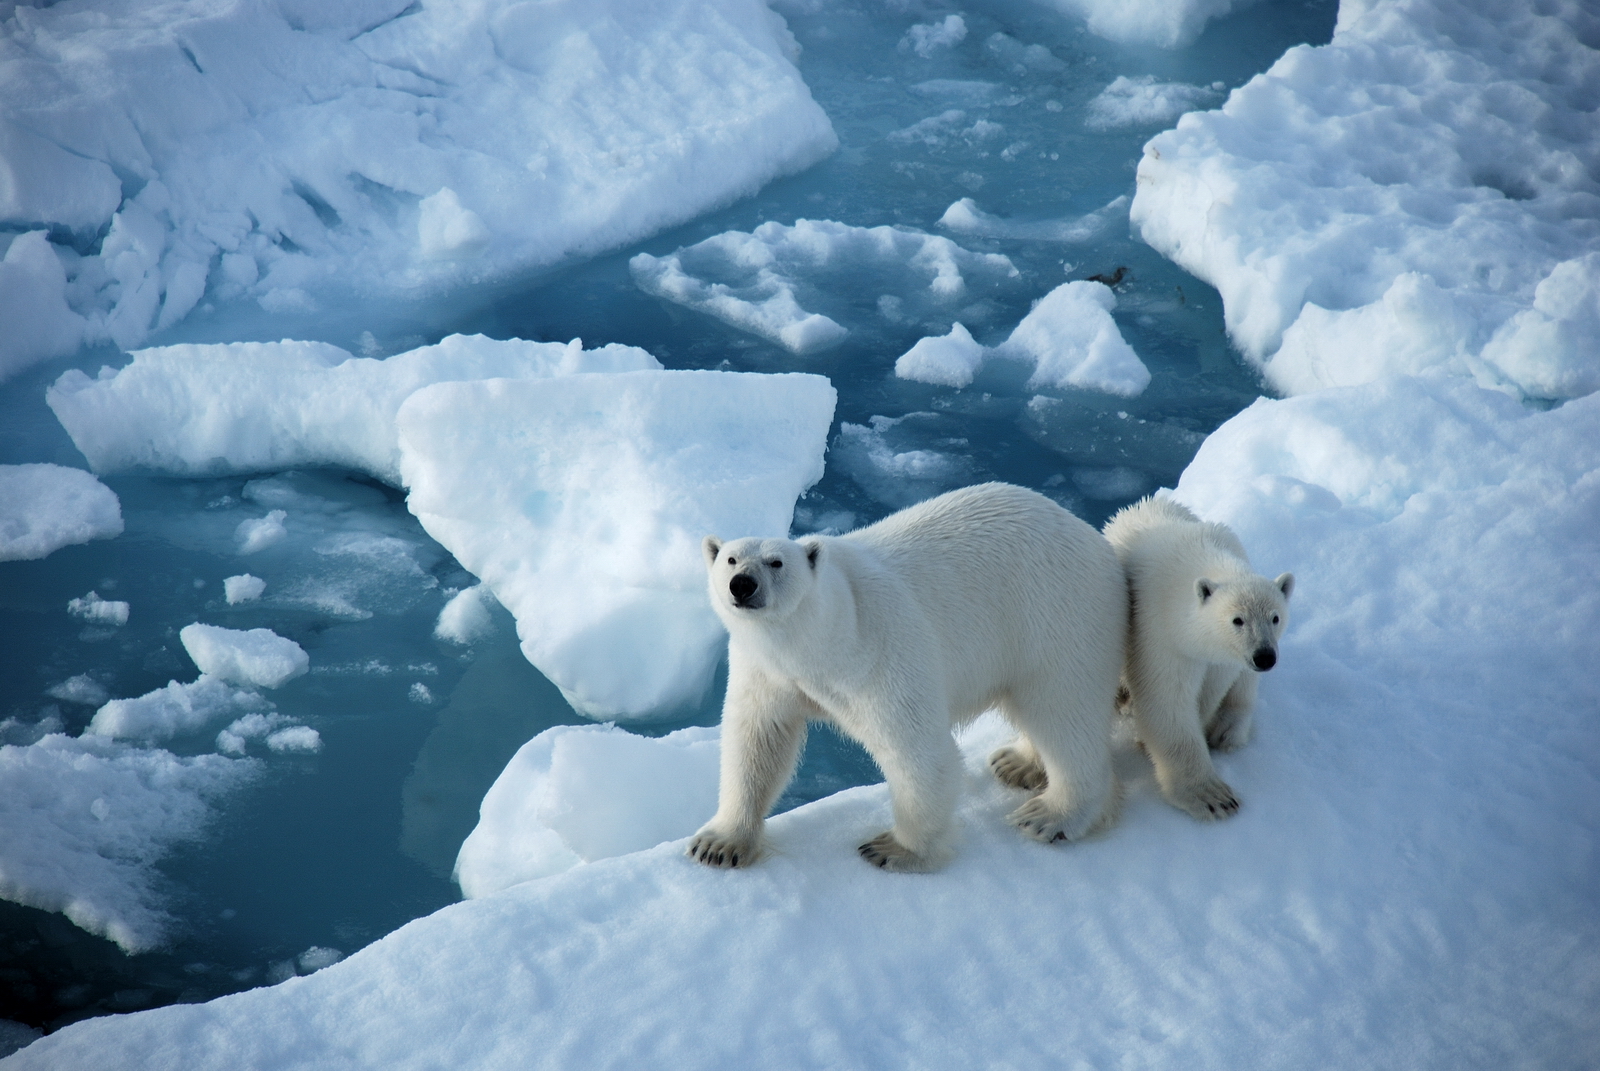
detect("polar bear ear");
top-left (703, 536), bottom-right (723, 567)
top-left (1276, 572), bottom-right (1295, 600)
top-left (802, 538), bottom-right (823, 570)
top-left (1195, 578), bottom-right (1215, 603)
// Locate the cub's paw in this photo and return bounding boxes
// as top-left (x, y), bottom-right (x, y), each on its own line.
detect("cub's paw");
top-left (686, 826), bottom-right (759, 869)
top-left (988, 745), bottom-right (1047, 791)
top-left (1167, 777), bottom-right (1240, 821)
top-left (1007, 795), bottom-right (1093, 845)
top-left (857, 832), bottom-right (937, 872)
top-left (1205, 715), bottom-right (1254, 753)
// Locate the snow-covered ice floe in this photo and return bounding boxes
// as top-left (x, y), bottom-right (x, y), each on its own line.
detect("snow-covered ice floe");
top-left (0, 734), bottom-right (256, 955)
top-left (1131, 0), bottom-right (1600, 400)
top-left (0, 0), bottom-right (834, 380)
top-left (937, 194), bottom-right (1129, 243)
top-left (178, 624), bottom-right (309, 691)
top-left (397, 369), bottom-right (836, 720)
top-left (1025, 0), bottom-right (1262, 48)
top-left (896, 280), bottom-right (1150, 394)
top-left (48, 335), bottom-right (660, 485)
top-left (0, 464), bottom-right (122, 562)
top-left (630, 219), bottom-right (1019, 354)
top-left (454, 724), bottom-right (720, 897)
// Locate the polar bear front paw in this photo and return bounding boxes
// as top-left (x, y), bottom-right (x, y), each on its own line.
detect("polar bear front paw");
top-left (1006, 795), bottom-right (1094, 844)
top-left (858, 832), bottom-right (937, 872)
top-left (687, 826), bottom-right (760, 868)
top-left (1167, 777), bottom-right (1240, 821)
top-left (988, 745), bottom-right (1048, 791)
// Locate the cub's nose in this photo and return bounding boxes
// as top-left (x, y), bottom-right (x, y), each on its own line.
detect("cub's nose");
top-left (729, 574), bottom-right (758, 603)
top-left (1252, 647), bottom-right (1277, 671)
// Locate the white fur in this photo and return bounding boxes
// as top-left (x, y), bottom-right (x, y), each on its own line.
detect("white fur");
top-left (1103, 496), bottom-right (1293, 820)
top-left (691, 482), bottom-right (1127, 872)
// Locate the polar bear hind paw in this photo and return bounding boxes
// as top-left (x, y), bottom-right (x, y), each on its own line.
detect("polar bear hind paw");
top-left (1007, 794), bottom-right (1098, 844)
top-left (687, 828), bottom-right (759, 868)
top-left (988, 745), bottom-right (1048, 791)
top-left (1168, 777), bottom-right (1240, 821)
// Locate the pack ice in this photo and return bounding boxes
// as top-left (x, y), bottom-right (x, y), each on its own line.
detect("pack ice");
top-left (0, 0), bottom-right (835, 380)
top-left (397, 369), bottom-right (837, 719)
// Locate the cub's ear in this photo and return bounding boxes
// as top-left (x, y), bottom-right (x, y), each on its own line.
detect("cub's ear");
top-left (702, 536), bottom-right (723, 567)
top-left (1195, 578), bottom-right (1215, 603)
top-left (802, 537), bottom-right (823, 570)
top-left (1276, 572), bottom-right (1295, 600)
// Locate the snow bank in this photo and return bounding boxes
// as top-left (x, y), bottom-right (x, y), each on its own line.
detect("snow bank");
top-left (631, 219), bottom-right (1018, 353)
top-left (179, 624), bottom-right (309, 690)
top-left (17, 373), bottom-right (1598, 1067)
top-left (895, 281), bottom-right (1150, 394)
top-left (0, 464), bottom-right (122, 562)
top-left (87, 677), bottom-right (274, 744)
top-left (1131, 0), bottom-right (1600, 399)
top-left (455, 724), bottom-right (720, 898)
top-left (0, 734), bottom-right (255, 954)
top-left (0, 0), bottom-right (835, 380)
top-left (1025, 0), bottom-right (1261, 48)
top-left (397, 370), bottom-right (836, 720)
top-left (48, 335), bottom-right (661, 485)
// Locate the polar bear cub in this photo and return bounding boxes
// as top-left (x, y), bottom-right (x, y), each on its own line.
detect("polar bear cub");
top-left (691, 482), bottom-right (1127, 872)
top-left (1102, 496), bottom-right (1293, 820)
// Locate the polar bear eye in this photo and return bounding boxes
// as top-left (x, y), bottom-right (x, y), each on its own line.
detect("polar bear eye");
top-left (768, 559), bottom-right (783, 569)
top-left (1231, 617), bottom-right (1244, 627)
top-left (726, 556), bottom-right (736, 565)
top-left (1272, 614), bottom-right (1280, 625)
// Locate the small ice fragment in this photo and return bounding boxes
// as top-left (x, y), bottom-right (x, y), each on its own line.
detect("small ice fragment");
top-left (224, 574), bottom-right (266, 604)
top-left (47, 674), bottom-right (112, 707)
top-left (179, 623), bottom-right (309, 689)
top-left (296, 946), bottom-right (343, 973)
top-left (434, 584), bottom-right (494, 644)
top-left (235, 511), bottom-right (288, 555)
top-left (409, 683), bottom-right (434, 704)
top-left (265, 726), bottom-right (321, 753)
top-left (67, 591), bottom-right (130, 626)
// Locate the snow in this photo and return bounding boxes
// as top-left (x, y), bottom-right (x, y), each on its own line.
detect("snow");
top-left (397, 370), bottom-right (836, 720)
top-left (1130, 0), bottom-right (1600, 400)
top-left (0, 463), bottom-right (122, 562)
top-left (86, 677), bottom-right (274, 744)
top-left (48, 335), bottom-right (661, 486)
top-left (1026, 0), bottom-right (1261, 48)
top-left (454, 724), bottom-right (720, 898)
top-left (222, 574), bottom-right (265, 605)
top-left (179, 624), bottom-right (309, 690)
top-left (433, 584), bottom-right (496, 645)
top-left (0, 734), bottom-right (255, 955)
top-left (66, 591), bottom-right (129, 627)
top-left (0, 0), bottom-right (835, 380)
top-left (895, 280), bottom-right (1151, 394)
top-left (630, 219), bottom-right (1018, 354)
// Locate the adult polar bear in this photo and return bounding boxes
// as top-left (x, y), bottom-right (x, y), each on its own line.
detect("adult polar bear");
top-left (690, 482), bottom-right (1126, 872)
top-left (1104, 496), bottom-right (1293, 821)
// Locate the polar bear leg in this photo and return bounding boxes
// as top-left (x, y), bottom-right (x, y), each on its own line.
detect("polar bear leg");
top-left (988, 736), bottom-right (1047, 791)
top-left (855, 715), bottom-right (961, 872)
top-left (688, 673), bottom-right (812, 868)
top-left (1129, 667), bottom-right (1240, 821)
top-left (1204, 668), bottom-right (1256, 753)
top-left (1001, 683), bottom-right (1118, 843)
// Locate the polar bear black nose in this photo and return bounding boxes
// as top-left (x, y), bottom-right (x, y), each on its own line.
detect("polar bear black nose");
top-left (1252, 647), bottom-right (1277, 671)
top-left (729, 574), bottom-right (758, 603)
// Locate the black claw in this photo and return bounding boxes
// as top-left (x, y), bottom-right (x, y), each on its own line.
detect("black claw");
top-left (1052, 831), bottom-right (1066, 842)
top-left (729, 853), bottom-right (739, 867)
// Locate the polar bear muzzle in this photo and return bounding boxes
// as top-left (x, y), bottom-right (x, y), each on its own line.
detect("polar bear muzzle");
top-left (729, 572), bottom-right (763, 609)
top-left (1252, 646), bottom-right (1277, 671)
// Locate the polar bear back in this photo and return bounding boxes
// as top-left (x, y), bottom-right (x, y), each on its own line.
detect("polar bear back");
top-left (844, 483), bottom-right (1125, 715)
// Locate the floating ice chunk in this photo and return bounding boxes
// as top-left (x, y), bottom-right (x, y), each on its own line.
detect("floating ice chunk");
top-left (0, 464), bottom-right (123, 562)
top-left (235, 511), bottom-right (288, 555)
top-left (216, 713), bottom-right (294, 756)
top-left (89, 677), bottom-right (275, 744)
top-left (455, 724), bottom-right (721, 898)
top-left (1023, 0), bottom-right (1256, 48)
top-left (1131, 0), bottom-right (1600, 399)
top-left (397, 370), bottom-right (835, 719)
top-left (224, 574), bottom-right (266, 605)
top-left (265, 726), bottom-right (322, 754)
top-left (894, 323), bottom-right (988, 388)
top-left (833, 414), bottom-right (977, 508)
top-left (67, 591), bottom-right (130, 627)
top-left (997, 281), bottom-right (1151, 394)
top-left (48, 335), bottom-right (662, 486)
top-left (434, 585), bottom-right (496, 645)
top-left (888, 109), bottom-right (1005, 147)
top-left (46, 675), bottom-right (111, 708)
top-left (0, 733), bottom-right (255, 953)
top-left (296, 947), bottom-right (344, 973)
top-left (0, 0), bottom-right (835, 363)
top-left (938, 196), bottom-right (1128, 243)
top-left (408, 683), bottom-right (435, 704)
top-left (1085, 76), bottom-right (1223, 129)
top-left (631, 220), bottom-right (1017, 353)
top-left (180, 624), bottom-right (309, 690)
top-left (0, 232), bottom-right (87, 381)
top-left (902, 15), bottom-right (967, 57)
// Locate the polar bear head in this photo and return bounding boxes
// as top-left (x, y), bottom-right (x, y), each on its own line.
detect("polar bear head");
top-left (703, 535), bottom-right (822, 621)
top-left (1195, 572), bottom-right (1294, 671)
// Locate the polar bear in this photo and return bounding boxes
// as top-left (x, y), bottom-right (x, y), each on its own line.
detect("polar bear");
top-left (689, 482), bottom-right (1127, 872)
top-left (1102, 496), bottom-right (1293, 820)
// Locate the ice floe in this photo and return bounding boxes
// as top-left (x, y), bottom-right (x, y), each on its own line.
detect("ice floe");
top-left (0, 464), bottom-right (123, 562)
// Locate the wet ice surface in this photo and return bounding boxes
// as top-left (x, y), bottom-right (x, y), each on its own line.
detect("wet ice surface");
top-left (0, 0), bottom-right (1337, 1031)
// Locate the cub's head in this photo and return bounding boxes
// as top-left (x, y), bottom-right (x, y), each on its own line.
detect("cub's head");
top-left (1195, 572), bottom-right (1294, 671)
top-left (702, 535), bottom-right (822, 622)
